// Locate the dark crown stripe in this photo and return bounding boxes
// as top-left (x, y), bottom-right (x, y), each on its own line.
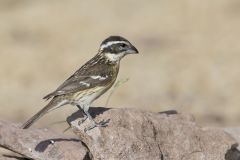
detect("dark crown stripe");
top-left (101, 36), bottom-right (129, 45)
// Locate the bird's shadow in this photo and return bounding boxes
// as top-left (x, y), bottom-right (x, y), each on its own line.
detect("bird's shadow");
top-left (35, 138), bottom-right (80, 152)
top-left (89, 107), bottom-right (111, 118)
top-left (67, 107), bottom-right (111, 123)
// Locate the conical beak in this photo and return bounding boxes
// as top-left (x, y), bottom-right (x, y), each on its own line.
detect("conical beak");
top-left (131, 45), bottom-right (139, 54)
top-left (127, 45), bottom-right (139, 54)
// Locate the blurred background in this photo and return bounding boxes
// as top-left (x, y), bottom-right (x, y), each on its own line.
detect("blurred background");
top-left (0, 0), bottom-right (240, 130)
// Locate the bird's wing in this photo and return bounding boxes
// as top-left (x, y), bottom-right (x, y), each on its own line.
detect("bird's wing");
top-left (43, 62), bottom-right (117, 100)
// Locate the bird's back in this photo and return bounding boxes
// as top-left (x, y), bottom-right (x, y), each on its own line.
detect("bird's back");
top-left (43, 55), bottom-right (120, 101)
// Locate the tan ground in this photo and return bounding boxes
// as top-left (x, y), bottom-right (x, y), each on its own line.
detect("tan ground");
top-left (0, 0), bottom-right (240, 130)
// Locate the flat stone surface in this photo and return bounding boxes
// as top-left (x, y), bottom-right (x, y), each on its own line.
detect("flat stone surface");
top-left (69, 107), bottom-right (238, 160)
top-left (0, 121), bottom-right (89, 160)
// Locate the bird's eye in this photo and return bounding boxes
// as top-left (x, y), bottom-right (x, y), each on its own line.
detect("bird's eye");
top-left (121, 44), bottom-right (127, 48)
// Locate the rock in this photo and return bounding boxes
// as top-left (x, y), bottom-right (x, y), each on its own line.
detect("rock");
top-left (223, 128), bottom-right (240, 160)
top-left (1, 107), bottom-right (240, 160)
top-left (0, 121), bottom-right (90, 160)
top-left (68, 107), bottom-right (239, 160)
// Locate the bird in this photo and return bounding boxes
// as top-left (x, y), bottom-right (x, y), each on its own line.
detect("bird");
top-left (21, 35), bottom-right (139, 131)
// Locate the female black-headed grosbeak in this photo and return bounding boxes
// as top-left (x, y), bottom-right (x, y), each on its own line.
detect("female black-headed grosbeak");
top-left (21, 36), bottom-right (138, 131)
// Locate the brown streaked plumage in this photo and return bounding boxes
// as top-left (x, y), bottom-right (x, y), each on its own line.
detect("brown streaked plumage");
top-left (21, 36), bottom-right (138, 131)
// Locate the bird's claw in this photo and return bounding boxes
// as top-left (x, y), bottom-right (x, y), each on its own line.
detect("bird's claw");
top-left (84, 119), bottom-right (110, 132)
top-left (78, 115), bottom-right (88, 125)
top-left (96, 119), bottom-right (110, 127)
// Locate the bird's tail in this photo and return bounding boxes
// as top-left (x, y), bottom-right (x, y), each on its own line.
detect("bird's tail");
top-left (21, 97), bottom-right (66, 129)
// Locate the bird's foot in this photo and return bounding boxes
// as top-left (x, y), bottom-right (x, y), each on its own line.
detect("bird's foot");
top-left (84, 119), bottom-right (110, 132)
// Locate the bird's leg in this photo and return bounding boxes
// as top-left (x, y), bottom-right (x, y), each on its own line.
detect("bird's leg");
top-left (76, 105), bottom-right (88, 125)
top-left (83, 107), bottom-right (110, 132)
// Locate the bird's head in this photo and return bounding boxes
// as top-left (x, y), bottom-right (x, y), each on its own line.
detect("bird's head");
top-left (98, 36), bottom-right (139, 62)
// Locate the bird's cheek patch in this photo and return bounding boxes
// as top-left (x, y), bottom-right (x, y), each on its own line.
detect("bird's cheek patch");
top-left (105, 53), bottom-right (125, 61)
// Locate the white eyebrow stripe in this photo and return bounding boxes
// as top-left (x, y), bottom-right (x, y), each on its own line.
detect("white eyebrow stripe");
top-left (100, 41), bottom-right (130, 50)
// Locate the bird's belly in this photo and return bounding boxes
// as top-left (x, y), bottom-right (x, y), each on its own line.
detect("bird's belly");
top-left (73, 86), bottom-right (106, 105)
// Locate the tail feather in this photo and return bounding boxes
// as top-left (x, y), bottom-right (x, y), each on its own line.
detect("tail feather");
top-left (21, 98), bottom-right (65, 129)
